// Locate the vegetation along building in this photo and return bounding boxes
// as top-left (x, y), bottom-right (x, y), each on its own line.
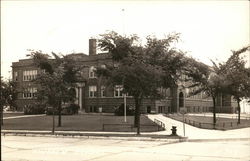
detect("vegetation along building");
top-left (12, 39), bottom-right (237, 114)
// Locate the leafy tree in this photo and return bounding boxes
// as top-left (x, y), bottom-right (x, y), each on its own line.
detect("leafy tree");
top-left (221, 46), bottom-right (250, 124)
top-left (185, 46), bottom-right (250, 126)
top-left (28, 51), bottom-right (83, 132)
top-left (183, 58), bottom-right (227, 127)
top-left (0, 79), bottom-right (18, 110)
top-left (0, 79), bottom-right (18, 125)
top-left (97, 31), bottom-right (187, 134)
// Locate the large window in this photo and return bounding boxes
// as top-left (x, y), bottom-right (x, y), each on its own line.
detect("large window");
top-left (23, 87), bottom-right (37, 99)
top-left (14, 71), bottom-right (18, 81)
top-left (23, 70), bottom-right (37, 81)
top-left (101, 86), bottom-right (106, 97)
top-left (89, 66), bottom-right (96, 78)
top-left (114, 85), bottom-right (123, 97)
top-left (89, 86), bottom-right (97, 97)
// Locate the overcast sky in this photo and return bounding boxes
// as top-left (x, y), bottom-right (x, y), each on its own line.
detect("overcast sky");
top-left (1, 0), bottom-right (249, 80)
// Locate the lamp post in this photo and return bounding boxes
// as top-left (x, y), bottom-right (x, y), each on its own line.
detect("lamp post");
top-left (124, 93), bottom-right (127, 122)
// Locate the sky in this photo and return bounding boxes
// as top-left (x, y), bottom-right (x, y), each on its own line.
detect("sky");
top-left (1, 0), bottom-right (250, 80)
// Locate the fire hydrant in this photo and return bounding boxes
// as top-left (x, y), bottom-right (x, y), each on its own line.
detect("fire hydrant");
top-left (171, 126), bottom-right (177, 136)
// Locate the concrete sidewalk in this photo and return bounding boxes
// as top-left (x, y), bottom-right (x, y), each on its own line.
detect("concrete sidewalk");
top-left (2, 129), bottom-right (186, 143)
top-left (147, 114), bottom-right (250, 140)
top-left (3, 114), bottom-right (46, 119)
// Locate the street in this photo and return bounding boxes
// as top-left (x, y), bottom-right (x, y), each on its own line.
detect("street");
top-left (2, 135), bottom-right (250, 161)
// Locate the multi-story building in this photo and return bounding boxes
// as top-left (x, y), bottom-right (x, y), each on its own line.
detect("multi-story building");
top-left (12, 39), bottom-right (237, 113)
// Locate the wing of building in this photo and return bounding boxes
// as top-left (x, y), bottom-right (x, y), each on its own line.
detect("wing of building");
top-left (11, 39), bottom-right (238, 114)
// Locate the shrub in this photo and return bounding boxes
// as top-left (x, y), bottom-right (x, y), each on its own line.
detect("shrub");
top-left (114, 103), bottom-right (135, 116)
top-left (24, 104), bottom-right (45, 115)
top-left (45, 106), bottom-right (56, 115)
top-left (46, 103), bottom-right (79, 115)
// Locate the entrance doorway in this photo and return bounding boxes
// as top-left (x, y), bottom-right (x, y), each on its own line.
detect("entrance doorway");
top-left (179, 92), bottom-right (184, 108)
top-left (158, 106), bottom-right (165, 113)
top-left (147, 106), bottom-right (151, 113)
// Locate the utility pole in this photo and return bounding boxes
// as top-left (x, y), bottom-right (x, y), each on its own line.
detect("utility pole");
top-left (0, 22), bottom-right (2, 161)
top-left (122, 8), bottom-right (125, 36)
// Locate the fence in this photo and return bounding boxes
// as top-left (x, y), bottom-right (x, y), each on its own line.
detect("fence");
top-left (228, 116), bottom-right (250, 120)
top-left (187, 113), bottom-right (250, 120)
top-left (154, 118), bottom-right (166, 130)
top-left (102, 123), bottom-right (161, 132)
top-left (166, 114), bottom-right (247, 130)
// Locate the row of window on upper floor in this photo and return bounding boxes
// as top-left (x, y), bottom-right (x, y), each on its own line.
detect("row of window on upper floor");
top-left (21, 85), bottom-right (124, 99)
top-left (185, 88), bottom-right (207, 99)
top-left (13, 66), bottom-right (101, 81)
top-left (22, 87), bottom-right (37, 99)
top-left (89, 85), bottom-right (125, 98)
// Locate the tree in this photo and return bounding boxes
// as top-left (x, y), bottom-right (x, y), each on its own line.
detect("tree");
top-left (183, 58), bottom-right (227, 127)
top-left (184, 46), bottom-right (250, 126)
top-left (0, 79), bottom-right (18, 110)
top-left (221, 46), bottom-right (250, 124)
top-left (0, 78), bottom-right (18, 125)
top-left (97, 31), bottom-right (187, 134)
top-left (28, 51), bottom-right (82, 131)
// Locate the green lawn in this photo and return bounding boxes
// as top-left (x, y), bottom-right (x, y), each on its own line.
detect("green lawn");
top-left (166, 114), bottom-right (250, 130)
top-left (2, 114), bottom-right (160, 132)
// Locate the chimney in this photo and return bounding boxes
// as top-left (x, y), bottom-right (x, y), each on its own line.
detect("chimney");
top-left (89, 39), bottom-right (96, 55)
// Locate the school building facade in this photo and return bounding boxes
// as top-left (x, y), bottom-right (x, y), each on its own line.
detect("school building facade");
top-left (11, 39), bottom-right (238, 114)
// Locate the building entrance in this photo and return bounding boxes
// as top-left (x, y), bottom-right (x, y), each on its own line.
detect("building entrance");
top-left (179, 92), bottom-right (184, 108)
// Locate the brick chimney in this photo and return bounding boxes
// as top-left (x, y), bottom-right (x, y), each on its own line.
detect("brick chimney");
top-left (89, 39), bottom-right (96, 55)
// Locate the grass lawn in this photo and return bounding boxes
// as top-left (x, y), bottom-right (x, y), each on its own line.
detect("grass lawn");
top-left (2, 114), bottom-right (160, 132)
top-left (166, 114), bottom-right (250, 130)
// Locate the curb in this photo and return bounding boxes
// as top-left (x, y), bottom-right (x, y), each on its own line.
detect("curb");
top-left (1, 130), bottom-right (187, 143)
top-left (2, 130), bottom-right (249, 143)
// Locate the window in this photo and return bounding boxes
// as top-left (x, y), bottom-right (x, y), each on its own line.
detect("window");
top-left (23, 87), bottom-right (37, 99)
top-left (114, 85), bottom-right (123, 97)
top-left (89, 66), bottom-right (96, 78)
top-left (89, 86), bottom-right (97, 97)
top-left (23, 70), bottom-right (37, 81)
top-left (101, 86), bottom-right (106, 97)
top-left (100, 64), bottom-right (106, 69)
top-left (14, 71), bottom-right (18, 81)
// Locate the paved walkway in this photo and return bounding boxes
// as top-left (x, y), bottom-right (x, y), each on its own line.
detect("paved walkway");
top-left (3, 114), bottom-right (46, 120)
top-left (147, 114), bottom-right (250, 140)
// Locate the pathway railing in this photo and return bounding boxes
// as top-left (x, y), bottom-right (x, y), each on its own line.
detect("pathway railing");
top-left (165, 114), bottom-right (247, 130)
top-left (154, 118), bottom-right (166, 130)
top-left (102, 123), bottom-right (161, 132)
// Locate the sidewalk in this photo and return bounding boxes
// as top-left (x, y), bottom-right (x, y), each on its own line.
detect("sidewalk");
top-left (2, 129), bottom-right (186, 143)
top-left (3, 114), bottom-right (46, 120)
top-left (147, 114), bottom-right (250, 140)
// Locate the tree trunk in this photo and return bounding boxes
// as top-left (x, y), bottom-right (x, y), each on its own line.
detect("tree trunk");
top-left (212, 96), bottom-right (216, 129)
top-left (58, 100), bottom-right (62, 127)
top-left (134, 98), bottom-right (137, 127)
top-left (134, 96), bottom-right (142, 135)
top-left (52, 106), bottom-right (55, 134)
top-left (1, 105), bottom-right (3, 126)
top-left (237, 99), bottom-right (241, 124)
